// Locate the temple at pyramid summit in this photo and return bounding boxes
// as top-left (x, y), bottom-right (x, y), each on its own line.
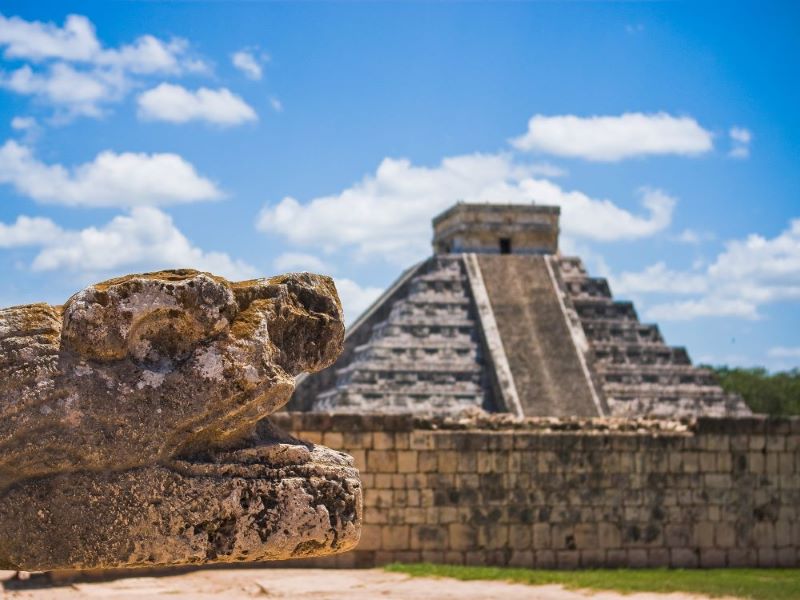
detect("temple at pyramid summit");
top-left (290, 203), bottom-right (750, 418)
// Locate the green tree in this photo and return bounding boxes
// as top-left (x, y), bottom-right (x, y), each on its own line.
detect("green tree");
top-left (708, 366), bottom-right (800, 416)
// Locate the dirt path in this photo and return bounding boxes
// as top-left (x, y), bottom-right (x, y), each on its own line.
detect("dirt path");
top-left (1, 568), bottom-right (740, 600)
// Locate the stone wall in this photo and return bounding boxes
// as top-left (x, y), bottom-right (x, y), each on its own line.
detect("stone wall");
top-left (272, 413), bottom-right (799, 569)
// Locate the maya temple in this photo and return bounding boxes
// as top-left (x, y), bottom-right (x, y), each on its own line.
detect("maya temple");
top-left (290, 203), bottom-right (750, 419)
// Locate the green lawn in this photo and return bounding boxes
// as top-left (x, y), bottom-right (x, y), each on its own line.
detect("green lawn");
top-left (385, 563), bottom-right (800, 600)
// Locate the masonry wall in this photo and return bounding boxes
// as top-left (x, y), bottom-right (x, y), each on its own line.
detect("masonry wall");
top-left (272, 413), bottom-right (800, 569)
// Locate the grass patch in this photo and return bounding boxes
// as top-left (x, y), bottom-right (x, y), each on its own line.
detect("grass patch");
top-left (385, 563), bottom-right (800, 600)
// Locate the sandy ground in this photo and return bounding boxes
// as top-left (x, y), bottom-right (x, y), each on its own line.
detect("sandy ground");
top-left (0, 568), bottom-right (741, 600)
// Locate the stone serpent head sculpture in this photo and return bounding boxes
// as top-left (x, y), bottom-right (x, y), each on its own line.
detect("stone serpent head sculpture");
top-left (0, 270), bottom-right (360, 570)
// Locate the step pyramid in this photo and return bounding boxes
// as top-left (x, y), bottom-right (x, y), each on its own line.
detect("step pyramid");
top-left (290, 203), bottom-right (749, 418)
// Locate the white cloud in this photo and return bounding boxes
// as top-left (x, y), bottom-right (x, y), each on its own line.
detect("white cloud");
top-left (612, 262), bottom-right (708, 296)
top-left (232, 50), bottom-right (263, 80)
top-left (511, 112), bottom-right (713, 161)
top-left (0, 207), bottom-right (255, 280)
top-left (268, 95), bottom-right (283, 113)
top-left (729, 126), bottom-right (752, 159)
top-left (671, 228), bottom-right (715, 245)
top-left (647, 298), bottom-right (759, 321)
top-left (0, 140), bottom-right (221, 207)
top-left (137, 83), bottom-right (257, 126)
top-left (0, 13), bottom-right (204, 74)
top-left (768, 346), bottom-right (800, 359)
top-left (0, 13), bottom-right (207, 120)
top-left (273, 252), bottom-right (328, 272)
top-left (257, 153), bottom-right (674, 265)
top-left (616, 218), bottom-right (800, 321)
top-left (10, 116), bottom-right (36, 130)
top-left (0, 13), bottom-right (99, 62)
top-left (0, 215), bottom-right (63, 247)
top-left (334, 277), bottom-right (383, 324)
top-left (2, 62), bottom-right (127, 117)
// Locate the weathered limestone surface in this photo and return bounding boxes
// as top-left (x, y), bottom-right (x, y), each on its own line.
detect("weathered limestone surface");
top-left (0, 270), bottom-right (361, 570)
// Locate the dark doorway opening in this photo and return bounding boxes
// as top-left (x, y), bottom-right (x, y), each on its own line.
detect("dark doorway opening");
top-left (499, 238), bottom-right (512, 254)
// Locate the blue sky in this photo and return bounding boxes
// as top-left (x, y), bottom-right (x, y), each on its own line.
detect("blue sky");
top-left (0, 2), bottom-right (798, 370)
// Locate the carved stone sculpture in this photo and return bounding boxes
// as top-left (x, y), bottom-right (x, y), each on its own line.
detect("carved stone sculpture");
top-left (0, 270), bottom-right (361, 570)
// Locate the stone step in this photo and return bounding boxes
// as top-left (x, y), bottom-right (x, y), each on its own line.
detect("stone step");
top-left (598, 364), bottom-right (719, 386)
top-left (579, 320), bottom-right (664, 344)
top-left (573, 299), bottom-right (638, 321)
top-left (591, 344), bottom-right (691, 366)
top-left (350, 345), bottom-right (479, 362)
top-left (562, 277), bottom-right (612, 300)
top-left (336, 360), bottom-right (483, 377)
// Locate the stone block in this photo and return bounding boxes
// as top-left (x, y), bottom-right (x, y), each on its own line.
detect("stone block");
top-left (417, 451), bottom-right (438, 473)
top-left (598, 522), bottom-right (622, 549)
top-left (580, 549), bottom-right (605, 568)
top-left (605, 549), bottom-right (628, 568)
top-left (358, 525), bottom-right (383, 551)
top-left (508, 550), bottom-right (534, 568)
top-left (438, 451), bottom-right (459, 473)
top-left (670, 548), bottom-right (699, 568)
top-left (692, 522), bottom-right (715, 548)
top-left (373, 432), bottom-right (395, 450)
top-left (397, 451), bottom-right (418, 473)
top-left (381, 526), bottom-right (410, 551)
top-left (574, 523), bottom-right (598, 549)
top-left (700, 548), bottom-right (726, 567)
top-left (449, 524), bottom-right (478, 551)
top-left (367, 450), bottom-right (397, 473)
top-left (758, 547), bottom-right (777, 567)
top-left (714, 523), bottom-right (736, 548)
top-left (556, 550), bottom-right (580, 569)
top-left (628, 549), bottom-right (648, 568)
top-left (410, 432), bottom-right (435, 450)
top-left (458, 452), bottom-right (478, 473)
top-left (533, 523), bottom-right (552, 549)
top-left (777, 547), bottom-right (797, 567)
top-left (323, 431), bottom-right (344, 449)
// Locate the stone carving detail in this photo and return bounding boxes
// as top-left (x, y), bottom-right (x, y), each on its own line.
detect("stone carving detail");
top-left (0, 270), bottom-right (361, 570)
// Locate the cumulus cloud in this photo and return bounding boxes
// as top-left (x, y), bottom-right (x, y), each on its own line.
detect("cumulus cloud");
top-left (729, 126), bottom-right (752, 159)
top-left (0, 215), bottom-right (63, 247)
top-left (257, 153), bottom-right (674, 265)
top-left (613, 218), bottom-right (800, 321)
top-left (0, 140), bottom-right (221, 207)
top-left (0, 13), bottom-right (206, 119)
top-left (511, 112), bottom-right (713, 161)
top-left (1, 62), bottom-right (127, 118)
top-left (0, 13), bottom-right (204, 73)
top-left (137, 83), bottom-right (257, 126)
top-left (0, 207), bottom-right (255, 280)
top-left (232, 50), bottom-right (263, 80)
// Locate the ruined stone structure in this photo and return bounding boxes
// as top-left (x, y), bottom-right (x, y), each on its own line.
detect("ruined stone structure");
top-left (273, 412), bottom-right (800, 569)
top-left (0, 270), bottom-right (361, 571)
top-left (292, 203), bottom-right (749, 418)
